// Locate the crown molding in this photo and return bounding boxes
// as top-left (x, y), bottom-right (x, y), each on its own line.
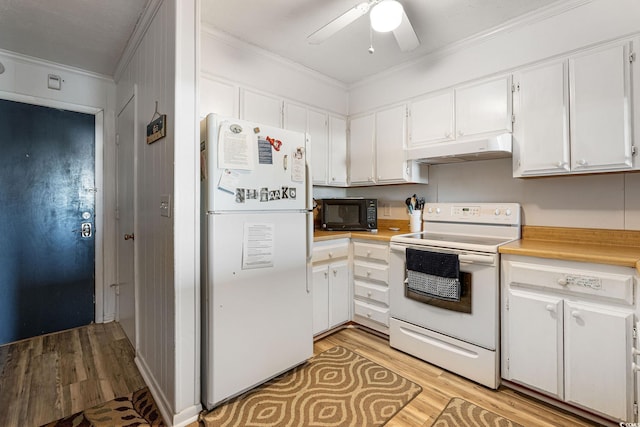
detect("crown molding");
top-left (113, 0), bottom-right (163, 82)
top-left (200, 24), bottom-right (349, 91)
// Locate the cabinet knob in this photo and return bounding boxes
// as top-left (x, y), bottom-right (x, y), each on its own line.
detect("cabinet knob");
top-left (458, 130), bottom-right (464, 137)
top-left (332, 269), bottom-right (337, 276)
top-left (332, 177), bottom-right (336, 181)
top-left (366, 271), bottom-right (371, 276)
top-left (324, 271), bottom-right (328, 278)
top-left (571, 310), bottom-right (581, 319)
top-left (557, 277), bottom-right (567, 286)
top-left (545, 304), bottom-right (556, 313)
top-left (328, 252), bottom-right (333, 258)
top-left (367, 291), bottom-right (372, 297)
top-left (445, 132), bottom-right (452, 138)
top-left (366, 312), bottom-right (372, 318)
top-left (576, 159), bottom-right (587, 166)
top-left (366, 250), bottom-right (371, 256)
top-left (556, 161), bottom-right (567, 168)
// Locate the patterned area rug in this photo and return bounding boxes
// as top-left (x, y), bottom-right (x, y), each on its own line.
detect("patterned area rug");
top-left (202, 346), bottom-right (422, 427)
top-left (41, 387), bottom-right (164, 427)
top-left (432, 397), bottom-right (524, 427)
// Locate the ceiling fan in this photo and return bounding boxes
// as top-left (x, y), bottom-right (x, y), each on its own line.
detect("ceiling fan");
top-left (307, 0), bottom-right (419, 52)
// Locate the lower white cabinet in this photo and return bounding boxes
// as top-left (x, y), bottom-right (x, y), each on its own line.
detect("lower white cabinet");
top-left (502, 255), bottom-right (636, 422)
top-left (352, 240), bottom-right (390, 334)
top-left (312, 239), bottom-right (350, 335)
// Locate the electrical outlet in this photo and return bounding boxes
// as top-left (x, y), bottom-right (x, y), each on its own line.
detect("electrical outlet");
top-left (383, 202), bottom-right (391, 217)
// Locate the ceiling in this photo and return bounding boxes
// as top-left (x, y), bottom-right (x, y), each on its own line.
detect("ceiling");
top-left (201, 0), bottom-right (563, 84)
top-left (0, 0), bottom-right (566, 82)
top-left (0, 0), bottom-right (148, 76)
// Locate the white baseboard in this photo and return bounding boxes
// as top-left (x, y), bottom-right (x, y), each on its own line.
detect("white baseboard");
top-left (135, 354), bottom-right (201, 427)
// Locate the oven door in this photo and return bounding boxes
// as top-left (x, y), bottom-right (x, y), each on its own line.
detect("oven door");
top-left (389, 243), bottom-right (499, 350)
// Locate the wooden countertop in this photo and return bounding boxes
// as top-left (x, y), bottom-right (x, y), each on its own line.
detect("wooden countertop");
top-left (499, 226), bottom-right (640, 274)
top-left (314, 219), bottom-right (412, 243)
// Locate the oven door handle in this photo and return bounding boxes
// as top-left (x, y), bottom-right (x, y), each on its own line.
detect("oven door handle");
top-left (458, 254), bottom-right (496, 265)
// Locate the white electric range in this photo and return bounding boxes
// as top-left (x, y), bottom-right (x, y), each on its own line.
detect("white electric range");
top-left (389, 202), bottom-right (521, 388)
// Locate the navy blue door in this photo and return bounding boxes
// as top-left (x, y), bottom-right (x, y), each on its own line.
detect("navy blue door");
top-left (0, 99), bottom-right (95, 345)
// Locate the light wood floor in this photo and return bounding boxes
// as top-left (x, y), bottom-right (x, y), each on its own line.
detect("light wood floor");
top-left (1, 323), bottom-right (605, 427)
top-left (315, 326), bottom-right (604, 427)
top-left (0, 322), bottom-right (146, 427)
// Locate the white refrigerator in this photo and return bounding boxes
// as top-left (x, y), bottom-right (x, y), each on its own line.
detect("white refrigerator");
top-left (201, 113), bottom-right (314, 409)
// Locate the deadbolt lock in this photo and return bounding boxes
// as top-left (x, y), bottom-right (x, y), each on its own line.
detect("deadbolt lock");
top-left (124, 233), bottom-right (135, 241)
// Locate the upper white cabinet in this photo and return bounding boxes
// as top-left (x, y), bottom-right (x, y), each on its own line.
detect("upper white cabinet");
top-left (350, 105), bottom-right (428, 186)
top-left (200, 77), bottom-right (239, 118)
top-left (291, 106), bottom-right (348, 187)
top-left (348, 113), bottom-right (375, 185)
top-left (513, 40), bottom-right (637, 177)
top-left (408, 75), bottom-right (512, 149)
top-left (240, 88), bottom-right (282, 127)
top-left (455, 76), bottom-right (513, 138)
top-left (328, 115), bottom-right (348, 186)
top-left (409, 90), bottom-right (454, 145)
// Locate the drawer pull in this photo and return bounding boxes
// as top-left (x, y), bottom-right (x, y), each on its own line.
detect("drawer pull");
top-left (545, 304), bottom-right (555, 313)
top-left (328, 252), bottom-right (333, 258)
top-left (367, 250), bottom-right (371, 256)
top-left (367, 312), bottom-right (372, 318)
top-left (367, 291), bottom-right (372, 297)
top-left (557, 277), bottom-right (567, 286)
top-left (366, 271), bottom-right (371, 276)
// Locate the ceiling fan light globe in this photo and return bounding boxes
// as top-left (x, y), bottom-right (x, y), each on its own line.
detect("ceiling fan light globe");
top-left (370, 0), bottom-right (403, 33)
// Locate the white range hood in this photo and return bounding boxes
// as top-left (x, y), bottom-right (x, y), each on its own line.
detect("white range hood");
top-left (406, 133), bottom-right (512, 164)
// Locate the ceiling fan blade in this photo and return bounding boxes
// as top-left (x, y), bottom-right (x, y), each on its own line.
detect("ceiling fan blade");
top-left (392, 7), bottom-right (419, 51)
top-left (307, 2), bottom-right (371, 44)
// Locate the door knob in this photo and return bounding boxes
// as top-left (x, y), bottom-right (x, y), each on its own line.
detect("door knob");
top-left (124, 233), bottom-right (135, 241)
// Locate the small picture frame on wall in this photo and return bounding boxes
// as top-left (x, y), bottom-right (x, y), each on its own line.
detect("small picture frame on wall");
top-left (146, 113), bottom-right (166, 144)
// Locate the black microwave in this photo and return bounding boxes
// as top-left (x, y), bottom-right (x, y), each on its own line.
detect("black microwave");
top-left (320, 198), bottom-right (377, 231)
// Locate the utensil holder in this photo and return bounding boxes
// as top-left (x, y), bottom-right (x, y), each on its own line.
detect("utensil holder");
top-left (409, 211), bottom-right (422, 232)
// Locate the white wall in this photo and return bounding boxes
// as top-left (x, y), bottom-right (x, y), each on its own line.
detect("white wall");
top-left (346, 0), bottom-right (640, 231)
top-left (350, 159), bottom-right (640, 230)
top-left (0, 49), bottom-right (117, 324)
top-left (200, 27), bottom-right (349, 116)
top-left (115, 0), bottom-right (200, 425)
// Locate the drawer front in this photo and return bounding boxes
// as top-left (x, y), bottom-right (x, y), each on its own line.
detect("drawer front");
top-left (354, 280), bottom-right (389, 305)
top-left (505, 259), bottom-right (634, 305)
top-left (353, 241), bottom-right (389, 262)
top-left (353, 261), bottom-right (389, 283)
top-left (354, 300), bottom-right (389, 326)
top-left (312, 243), bottom-right (349, 263)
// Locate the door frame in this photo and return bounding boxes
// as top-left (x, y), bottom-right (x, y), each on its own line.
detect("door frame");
top-left (0, 91), bottom-right (105, 324)
top-left (115, 85), bottom-right (138, 349)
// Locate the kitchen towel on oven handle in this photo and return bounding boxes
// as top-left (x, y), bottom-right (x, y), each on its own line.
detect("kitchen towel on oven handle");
top-left (406, 248), bottom-right (461, 301)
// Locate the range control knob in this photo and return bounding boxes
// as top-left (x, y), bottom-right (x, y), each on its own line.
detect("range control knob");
top-left (505, 208), bottom-right (512, 216)
top-left (435, 208), bottom-right (441, 214)
top-left (494, 208), bottom-right (501, 216)
top-left (427, 207), bottom-right (433, 214)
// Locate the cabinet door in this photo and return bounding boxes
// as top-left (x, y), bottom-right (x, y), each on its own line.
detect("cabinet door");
top-left (564, 301), bottom-right (633, 420)
top-left (456, 75), bottom-right (512, 138)
top-left (308, 110), bottom-right (328, 185)
top-left (376, 105), bottom-right (408, 183)
top-left (312, 265), bottom-right (329, 335)
top-left (240, 89), bottom-right (282, 127)
top-left (348, 113), bottom-right (376, 185)
top-left (506, 289), bottom-right (563, 399)
top-left (200, 77), bottom-right (239, 118)
top-left (409, 91), bottom-right (454, 146)
top-left (284, 102), bottom-right (307, 133)
top-left (328, 260), bottom-right (350, 328)
top-left (569, 42), bottom-right (633, 172)
top-left (328, 116), bottom-right (348, 186)
top-left (513, 61), bottom-right (571, 176)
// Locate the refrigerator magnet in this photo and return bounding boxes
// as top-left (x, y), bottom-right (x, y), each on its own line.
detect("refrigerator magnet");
top-left (281, 186), bottom-right (289, 199)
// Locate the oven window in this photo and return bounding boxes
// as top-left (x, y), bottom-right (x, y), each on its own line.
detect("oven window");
top-left (405, 272), bottom-right (472, 313)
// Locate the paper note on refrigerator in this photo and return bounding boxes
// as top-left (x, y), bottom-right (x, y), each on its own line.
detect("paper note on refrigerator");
top-left (291, 147), bottom-right (305, 182)
top-left (218, 128), bottom-right (256, 170)
top-left (242, 223), bottom-right (275, 269)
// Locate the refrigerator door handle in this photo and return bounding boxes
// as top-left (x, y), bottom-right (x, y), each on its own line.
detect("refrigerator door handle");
top-left (305, 134), bottom-right (313, 211)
